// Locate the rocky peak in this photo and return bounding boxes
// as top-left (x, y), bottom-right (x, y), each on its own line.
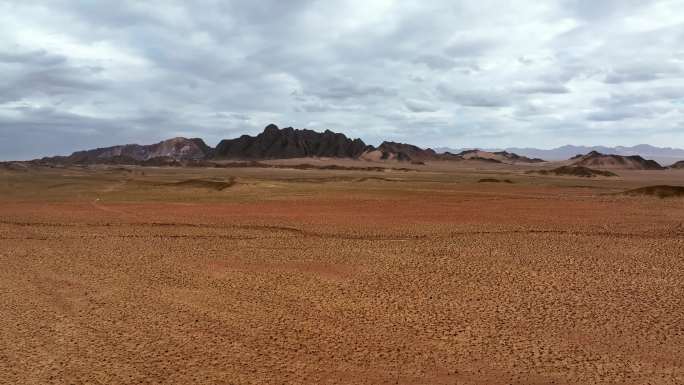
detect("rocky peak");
top-left (213, 124), bottom-right (370, 159)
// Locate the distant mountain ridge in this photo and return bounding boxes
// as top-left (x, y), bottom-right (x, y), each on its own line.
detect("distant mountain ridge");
top-left (435, 145), bottom-right (684, 166)
top-left (454, 149), bottom-right (544, 164)
top-left (39, 124), bottom-right (545, 165)
top-left (33, 124), bottom-right (683, 168)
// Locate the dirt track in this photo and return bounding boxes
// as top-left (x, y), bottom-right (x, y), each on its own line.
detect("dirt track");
top-left (1, 166), bottom-right (683, 384)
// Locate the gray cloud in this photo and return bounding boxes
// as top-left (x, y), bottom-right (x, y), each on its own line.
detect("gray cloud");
top-left (513, 83), bottom-right (570, 94)
top-left (0, 49), bottom-right (66, 66)
top-left (604, 72), bottom-right (659, 84)
top-left (438, 85), bottom-right (510, 107)
top-left (307, 78), bottom-right (397, 101)
top-left (0, 0), bottom-right (683, 159)
top-left (587, 109), bottom-right (644, 122)
top-left (602, 61), bottom-right (683, 84)
top-left (404, 99), bottom-right (439, 113)
top-left (561, 0), bottom-right (647, 20)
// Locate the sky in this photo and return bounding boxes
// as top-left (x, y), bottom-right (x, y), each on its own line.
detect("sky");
top-left (1, 0), bottom-right (684, 160)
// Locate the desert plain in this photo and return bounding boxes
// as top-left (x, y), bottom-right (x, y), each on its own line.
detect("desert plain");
top-left (0, 161), bottom-right (683, 385)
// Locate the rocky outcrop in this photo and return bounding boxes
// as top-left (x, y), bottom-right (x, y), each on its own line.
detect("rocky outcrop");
top-left (570, 151), bottom-right (664, 170)
top-left (369, 141), bottom-right (438, 162)
top-left (45, 137), bottom-right (212, 164)
top-left (213, 124), bottom-right (370, 159)
top-left (456, 149), bottom-right (544, 163)
top-left (669, 160), bottom-right (684, 169)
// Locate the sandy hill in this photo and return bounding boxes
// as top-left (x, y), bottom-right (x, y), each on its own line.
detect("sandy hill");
top-left (570, 151), bottom-right (664, 170)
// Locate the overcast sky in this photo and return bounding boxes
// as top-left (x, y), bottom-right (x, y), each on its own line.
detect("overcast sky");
top-left (2, 1), bottom-right (684, 160)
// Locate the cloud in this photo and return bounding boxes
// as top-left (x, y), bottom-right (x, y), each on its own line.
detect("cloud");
top-left (438, 85), bottom-right (510, 107)
top-left (414, 54), bottom-right (458, 70)
top-left (0, 49), bottom-right (66, 66)
top-left (404, 99), bottom-right (438, 113)
top-left (604, 72), bottom-right (658, 84)
top-left (586, 109), bottom-right (642, 122)
top-left (560, 0), bottom-right (647, 21)
top-left (595, 87), bottom-right (684, 108)
top-left (0, 0), bottom-right (683, 159)
top-left (307, 77), bottom-right (396, 100)
top-left (0, 47), bottom-right (103, 104)
top-left (513, 83), bottom-right (571, 94)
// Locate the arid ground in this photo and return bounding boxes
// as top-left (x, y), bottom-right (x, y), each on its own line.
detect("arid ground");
top-left (1, 162), bottom-right (683, 384)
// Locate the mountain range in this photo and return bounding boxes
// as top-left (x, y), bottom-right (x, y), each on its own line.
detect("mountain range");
top-left (435, 145), bottom-right (684, 166)
top-left (30, 124), bottom-right (682, 170)
top-left (38, 124), bottom-right (543, 166)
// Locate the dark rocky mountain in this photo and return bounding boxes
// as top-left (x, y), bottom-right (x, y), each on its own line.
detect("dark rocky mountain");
top-left (570, 151), bottom-right (664, 170)
top-left (42, 137), bottom-right (212, 164)
top-left (213, 124), bottom-right (370, 159)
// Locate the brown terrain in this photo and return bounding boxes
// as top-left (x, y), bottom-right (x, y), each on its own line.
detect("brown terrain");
top-left (1, 151), bottom-right (684, 384)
